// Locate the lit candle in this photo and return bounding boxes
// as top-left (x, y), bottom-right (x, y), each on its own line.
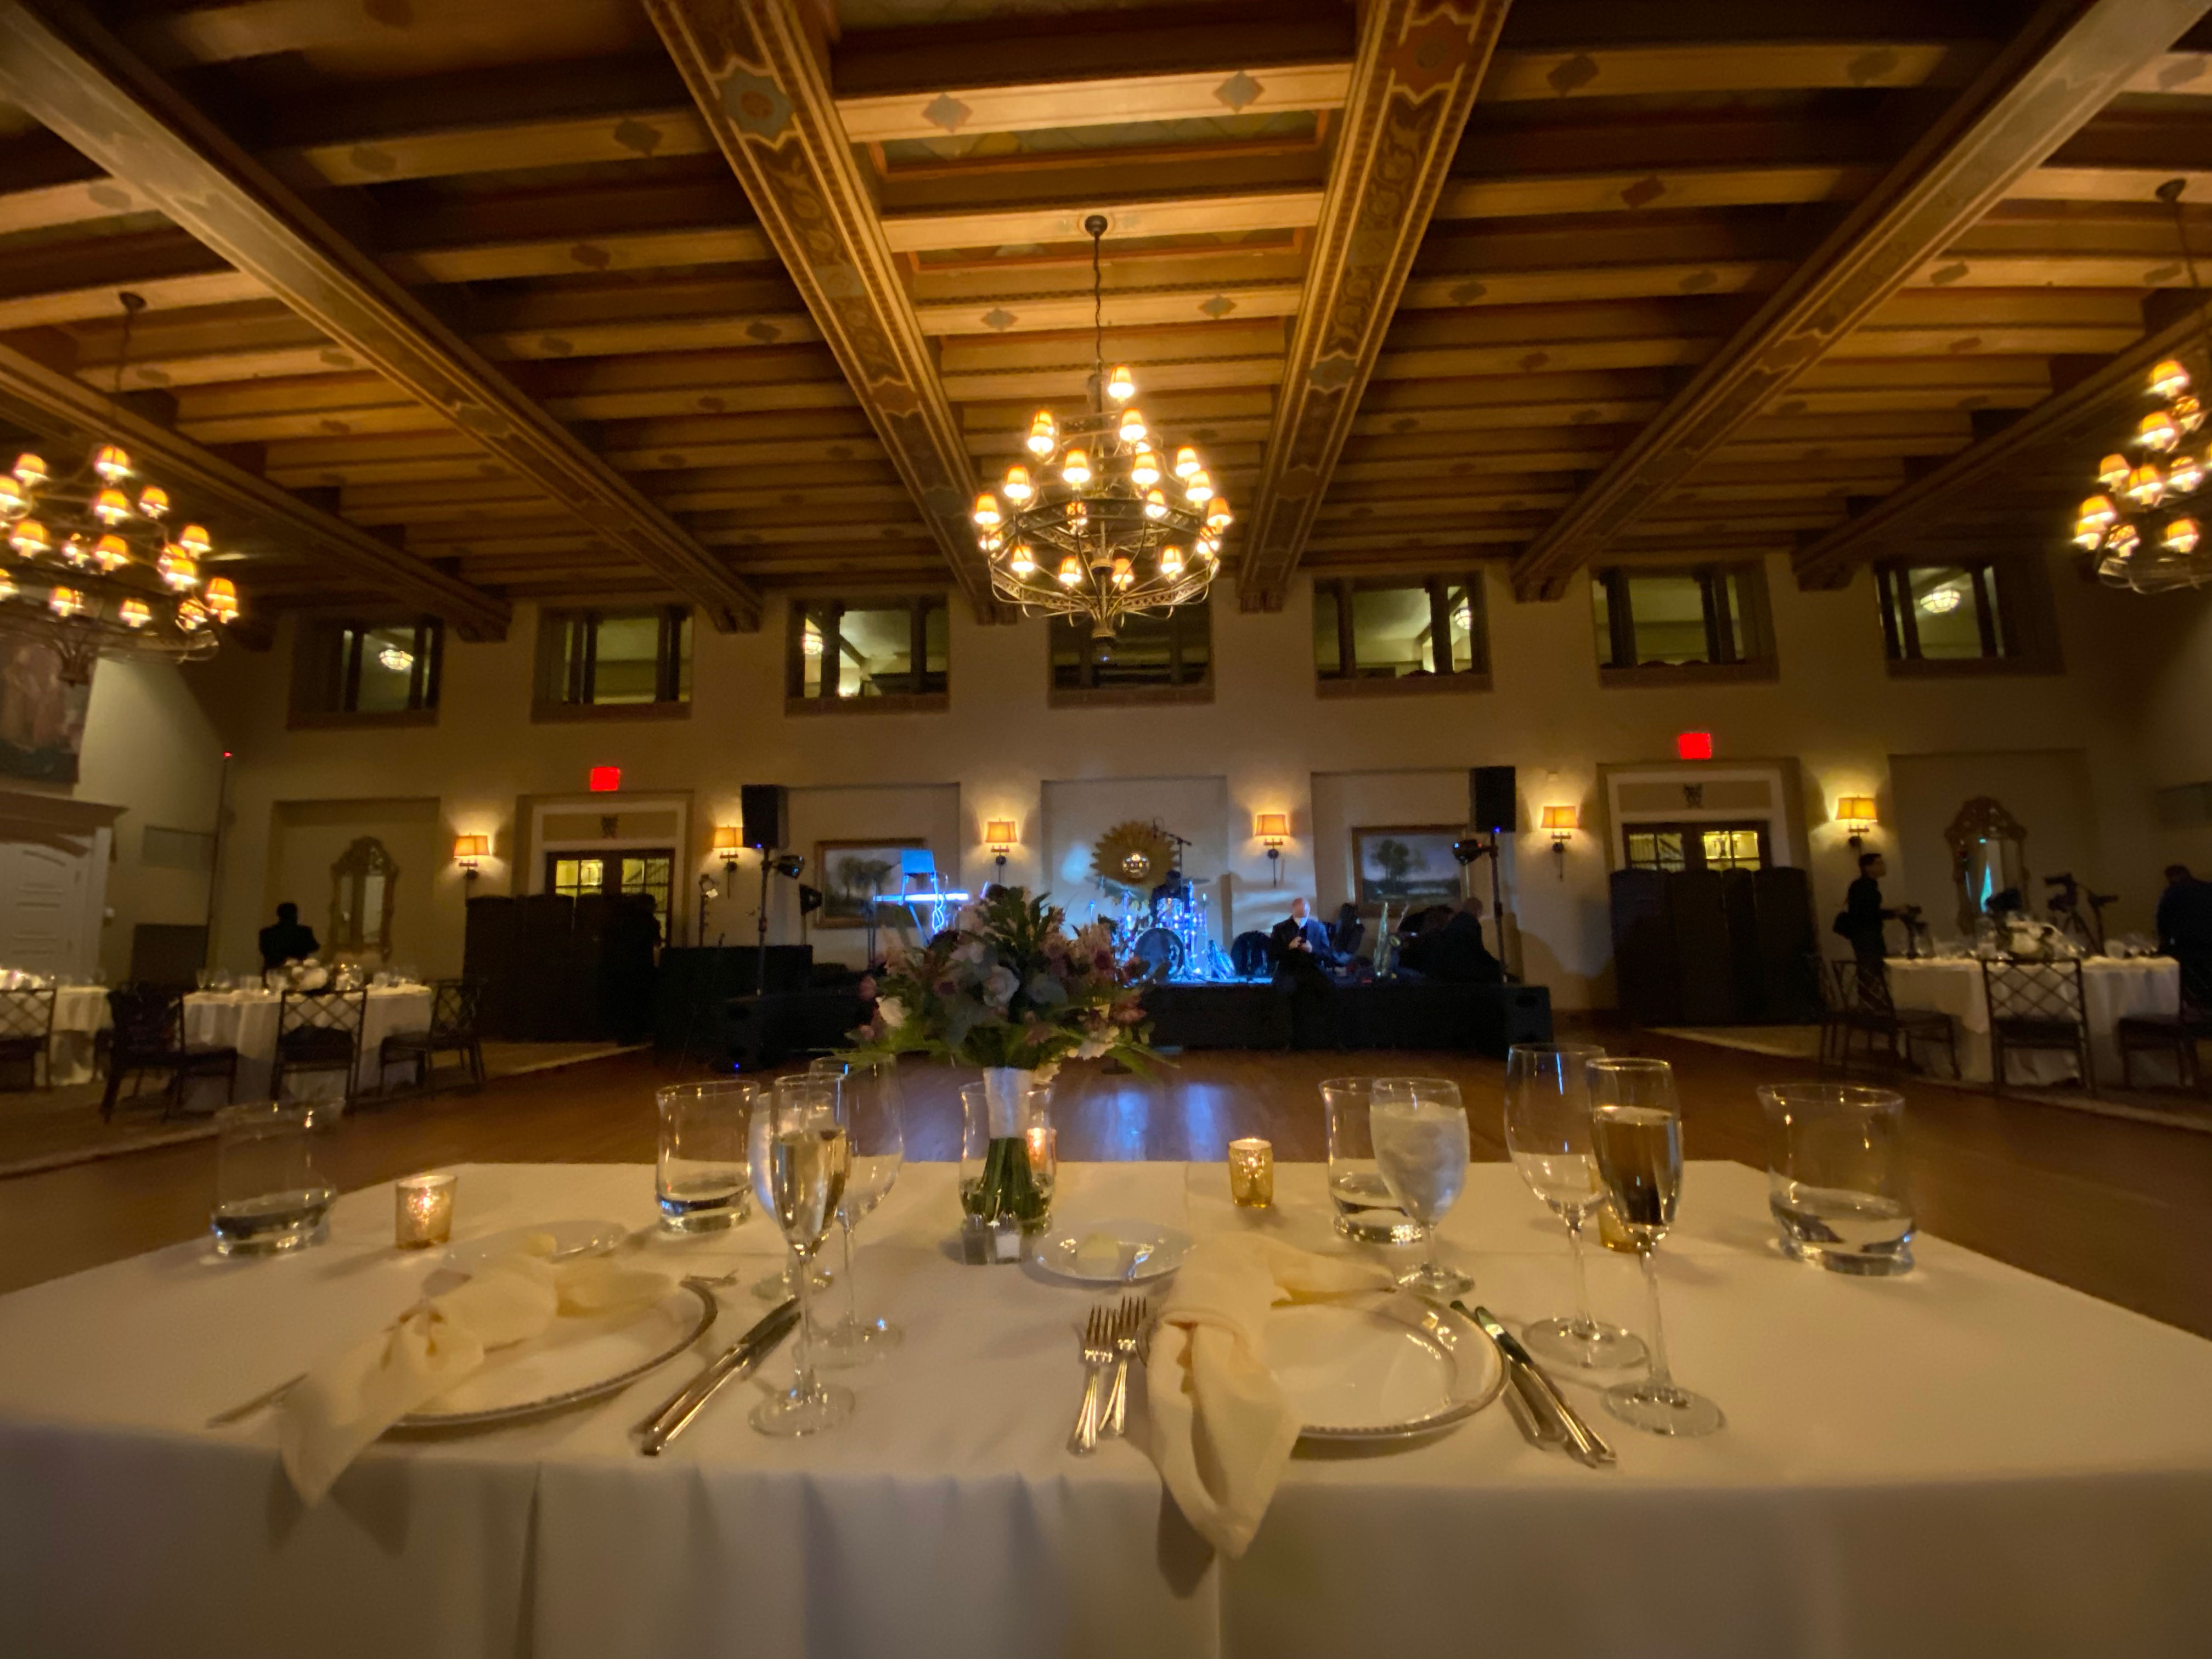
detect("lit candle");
top-left (394, 1171), bottom-right (456, 1248)
top-left (1227, 1138), bottom-right (1274, 1209)
top-left (1024, 1122), bottom-right (1058, 1196)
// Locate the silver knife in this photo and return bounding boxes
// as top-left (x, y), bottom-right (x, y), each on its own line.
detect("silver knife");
top-left (639, 1299), bottom-right (799, 1455)
top-left (1458, 1302), bottom-right (1617, 1468)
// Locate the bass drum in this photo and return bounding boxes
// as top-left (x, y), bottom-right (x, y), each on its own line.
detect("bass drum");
top-left (1131, 926), bottom-right (1184, 983)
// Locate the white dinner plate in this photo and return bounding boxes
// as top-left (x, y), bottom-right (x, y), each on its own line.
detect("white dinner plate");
top-left (1037, 1218), bottom-right (1193, 1283)
top-left (444, 1218), bottom-right (628, 1277)
top-left (1268, 1291), bottom-right (1504, 1442)
top-left (395, 1283), bottom-right (718, 1430)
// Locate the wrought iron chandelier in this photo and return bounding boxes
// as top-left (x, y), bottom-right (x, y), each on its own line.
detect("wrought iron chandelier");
top-left (0, 292), bottom-right (240, 683)
top-left (2077, 179), bottom-right (2210, 594)
top-left (973, 215), bottom-right (1228, 637)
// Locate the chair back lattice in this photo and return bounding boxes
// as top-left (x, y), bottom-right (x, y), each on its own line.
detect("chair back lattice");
top-left (1810, 956), bottom-right (1852, 1017)
top-left (427, 978), bottom-right (481, 1039)
top-left (0, 987), bottom-right (58, 1043)
top-left (278, 988), bottom-right (368, 1061)
top-left (1980, 960), bottom-right (2086, 1027)
top-left (106, 984), bottom-right (180, 1052)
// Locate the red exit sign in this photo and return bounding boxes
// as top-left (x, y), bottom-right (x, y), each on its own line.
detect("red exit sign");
top-left (588, 766), bottom-right (622, 793)
top-left (1675, 732), bottom-right (1713, 760)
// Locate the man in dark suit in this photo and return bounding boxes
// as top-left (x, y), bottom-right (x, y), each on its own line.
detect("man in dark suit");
top-left (1842, 851), bottom-right (1895, 991)
top-left (2156, 865), bottom-right (2212, 1000)
top-left (1270, 897), bottom-right (1336, 966)
top-left (257, 902), bottom-right (318, 969)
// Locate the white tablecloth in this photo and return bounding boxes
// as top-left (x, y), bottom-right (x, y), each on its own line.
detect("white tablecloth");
top-left (1885, 956), bottom-right (2180, 1086)
top-left (48, 985), bottom-right (111, 1086)
top-left (1, 1157), bottom-right (2206, 1658)
top-left (180, 987), bottom-right (433, 1107)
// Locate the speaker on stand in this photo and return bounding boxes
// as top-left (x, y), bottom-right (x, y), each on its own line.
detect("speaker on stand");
top-left (1463, 766), bottom-right (1518, 975)
top-left (739, 785), bottom-right (793, 996)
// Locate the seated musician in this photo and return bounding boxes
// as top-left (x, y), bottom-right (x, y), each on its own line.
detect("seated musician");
top-left (1398, 897), bottom-right (1504, 985)
top-left (1269, 897), bottom-right (1339, 968)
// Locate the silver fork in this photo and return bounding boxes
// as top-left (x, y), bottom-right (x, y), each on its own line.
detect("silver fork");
top-left (1066, 1304), bottom-right (1116, 1455)
top-left (1102, 1295), bottom-right (1147, 1440)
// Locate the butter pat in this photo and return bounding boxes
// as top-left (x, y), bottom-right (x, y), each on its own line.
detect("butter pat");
top-left (1074, 1232), bottom-right (1125, 1273)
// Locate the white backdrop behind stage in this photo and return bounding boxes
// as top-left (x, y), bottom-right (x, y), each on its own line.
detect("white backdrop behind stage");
top-left (1041, 775), bottom-right (1231, 945)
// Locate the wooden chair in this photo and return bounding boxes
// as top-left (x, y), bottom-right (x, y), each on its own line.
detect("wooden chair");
top-left (380, 977), bottom-right (486, 1093)
top-left (99, 984), bottom-right (240, 1121)
top-left (1981, 959), bottom-right (2092, 1093)
top-left (0, 986), bottom-right (58, 1090)
top-left (2115, 959), bottom-right (2212, 1092)
top-left (1815, 957), bottom-right (1957, 1079)
top-left (272, 988), bottom-right (369, 1109)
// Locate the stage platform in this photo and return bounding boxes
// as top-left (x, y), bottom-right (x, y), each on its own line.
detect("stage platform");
top-left (1142, 978), bottom-right (1552, 1057)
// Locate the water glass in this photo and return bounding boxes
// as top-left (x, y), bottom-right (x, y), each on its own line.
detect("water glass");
top-left (1369, 1076), bottom-right (1472, 1296)
top-left (1321, 1077), bottom-right (1422, 1244)
top-left (1502, 1043), bottom-right (1645, 1370)
top-left (1587, 1057), bottom-right (1722, 1437)
top-left (1757, 1083), bottom-right (1914, 1275)
top-left (656, 1079), bottom-right (753, 1232)
top-left (210, 1103), bottom-right (334, 1256)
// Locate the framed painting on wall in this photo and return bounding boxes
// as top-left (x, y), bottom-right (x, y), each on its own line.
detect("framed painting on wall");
top-left (0, 639), bottom-right (92, 783)
top-left (1352, 825), bottom-right (1466, 907)
top-left (814, 839), bottom-right (926, 928)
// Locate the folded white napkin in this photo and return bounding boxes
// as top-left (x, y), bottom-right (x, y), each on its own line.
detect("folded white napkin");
top-left (1139, 1235), bottom-right (1389, 1558)
top-left (279, 1238), bottom-right (673, 1504)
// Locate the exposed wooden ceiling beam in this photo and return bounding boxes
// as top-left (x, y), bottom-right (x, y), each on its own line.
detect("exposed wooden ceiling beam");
top-left (1506, 0), bottom-right (2211, 602)
top-left (1235, 0), bottom-right (1513, 608)
top-left (0, 0), bottom-right (763, 631)
top-left (646, 0), bottom-right (995, 618)
top-left (0, 335), bottom-right (512, 639)
top-left (1791, 292), bottom-right (2212, 589)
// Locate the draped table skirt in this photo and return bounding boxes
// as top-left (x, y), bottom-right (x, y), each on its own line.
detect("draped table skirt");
top-left (1883, 956), bottom-right (2180, 1085)
top-left (179, 988), bottom-right (434, 1108)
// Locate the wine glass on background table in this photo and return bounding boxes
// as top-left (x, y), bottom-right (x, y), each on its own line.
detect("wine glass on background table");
top-left (1369, 1077), bottom-right (1473, 1297)
top-left (1587, 1057), bottom-right (1723, 1437)
top-left (1503, 1044), bottom-right (1647, 1370)
top-left (814, 1054), bottom-right (905, 1366)
top-left (751, 1076), bottom-right (853, 1437)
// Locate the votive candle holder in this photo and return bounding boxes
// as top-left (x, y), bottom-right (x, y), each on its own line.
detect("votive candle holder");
top-left (1228, 1138), bottom-right (1274, 1208)
top-left (1024, 1122), bottom-right (1059, 1197)
top-left (394, 1171), bottom-right (457, 1249)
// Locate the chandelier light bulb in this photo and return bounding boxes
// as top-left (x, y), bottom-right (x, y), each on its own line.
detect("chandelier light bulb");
top-left (2177, 393), bottom-right (2205, 436)
top-left (1065, 501), bottom-right (1088, 531)
top-left (1057, 554), bottom-right (1082, 588)
top-left (2169, 452), bottom-right (2206, 495)
top-left (118, 598), bottom-right (151, 629)
top-left (1143, 487), bottom-right (1168, 520)
top-left (2125, 464), bottom-right (2165, 509)
top-left (1173, 445), bottom-right (1200, 479)
top-left (1002, 465), bottom-right (1034, 505)
top-left (0, 476), bottom-right (22, 516)
top-left (1106, 364), bottom-right (1135, 402)
top-left (1205, 494), bottom-right (1232, 530)
top-left (2072, 516), bottom-right (2104, 551)
top-left (1026, 413), bottom-right (1058, 458)
top-left (0, 572), bottom-right (13, 602)
top-left (1008, 543), bottom-right (1036, 577)
top-left (1110, 555), bottom-right (1133, 588)
top-left (2097, 453), bottom-right (2130, 489)
top-left (2106, 522), bottom-right (2141, 557)
top-left (1061, 448), bottom-right (1091, 487)
top-left (176, 599), bottom-right (207, 632)
top-left (1117, 407), bottom-right (1146, 443)
top-left (1131, 443), bottom-right (1160, 487)
top-left (93, 487), bottom-right (132, 524)
top-left (377, 644), bottom-right (413, 673)
top-left (12, 453), bottom-right (46, 488)
top-left (206, 577), bottom-right (239, 620)
top-left (2150, 359), bottom-right (2193, 400)
top-left (92, 533), bottom-right (130, 572)
top-left (178, 523), bottom-right (212, 556)
top-left (2137, 409), bottom-right (2181, 453)
top-left (60, 534), bottom-right (92, 568)
top-left (1184, 469), bottom-right (1213, 504)
top-left (1159, 545), bottom-right (1184, 578)
top-left (2166, 517), bottom-right (2202, 555)
top-left (91, 444), bottom-right (131, 482)
top-left (978, 526), bottom-right (1005, 554)
top-left (9, 518), bottom-right (48, 557)
top-left (136, 484), bottom-right (169, 520)
top-left (49, 585), bottom-right (85, 618)
top-left (159, 547), bottom-right (199, 589)
top-left (2078, 494), bottom-right (2117, 528)
top-left (972, 492), bottom-right (1001, 529)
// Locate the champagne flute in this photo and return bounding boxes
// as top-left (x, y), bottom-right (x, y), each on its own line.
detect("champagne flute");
top-left (750, 1069), bottom-right (837, 1302)
top-left (814, 1054), bottom-right (905, 1366)
top-left (1368, 1076), bottom-right (1472, 1296)
top-left (1503, 1044), bottom-right (1646, 1370)
top-left (750, 1083), bottom-right (853, 1437)
top-left (1587, 1057), bottom-right (1723, 1437)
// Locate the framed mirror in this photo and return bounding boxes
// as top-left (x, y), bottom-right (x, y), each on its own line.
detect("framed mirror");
top-left (1943, 797), bottom-right (2027, 931)
top-left (330, 836), bottom-right (399, 960)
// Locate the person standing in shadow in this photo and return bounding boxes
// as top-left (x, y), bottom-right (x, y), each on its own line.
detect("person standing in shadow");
top-left (600, 893), bottom-right (662, 1046)
top-left (258, 902), bottom-right (318, 970)
top-left (2156, 864), bottom-right (2212, 1002)
top-left (1841, 852), bottom-right (1897, 995)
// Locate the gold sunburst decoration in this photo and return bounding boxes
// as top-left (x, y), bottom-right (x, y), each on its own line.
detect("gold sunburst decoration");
top-left (1091, 820), bottom-right (1176, 891)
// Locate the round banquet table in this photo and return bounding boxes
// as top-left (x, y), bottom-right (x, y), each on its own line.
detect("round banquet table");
top-left (1883, 955), bottom-right (2180, 1086)
top-left (47, 985), bottom-right (112, 1086)
top-left (0, 1158), bottom-right (2204, 1659)
top-left (180, 985), bottom-right (434, 1109)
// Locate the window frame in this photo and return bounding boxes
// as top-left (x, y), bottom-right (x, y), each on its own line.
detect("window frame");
top-left (1874, 558), bottom-right (2059, 677)
top-left (288, 614), bottom-right (443, 729)
top-left (1591, 563), bottom-right (1777, 687)
top-left (1312, 573), bottom-right (1493, 697)
top-left (1621, 820), bottom-right (1773, 874)
top-left (1047, 599), bottom-right (1215, 706)
top-left (784, 594), bottom-right (951, 714)
top-left (533, 605), bottom-right (693, 722)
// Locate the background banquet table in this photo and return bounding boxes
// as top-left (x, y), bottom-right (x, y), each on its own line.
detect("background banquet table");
top-left (179, 986), bottom-right (433, 1108)
top-left (1884, 955), bottom-right (2179, 1086)
top-left (47, 985), bottom-right (111, 1087)
top-left (0, 1157), bottom-right (2205, 1659)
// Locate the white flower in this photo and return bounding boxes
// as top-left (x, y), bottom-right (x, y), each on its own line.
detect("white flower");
top-left (1075, 1033), bottom-right (1111, 1060)
top-left (955, 939), bottom-right (988, 967)
top-left (982, 965), bottom-right (1019, 1008)
top-left (876, 996), bottom-right (907, 1031)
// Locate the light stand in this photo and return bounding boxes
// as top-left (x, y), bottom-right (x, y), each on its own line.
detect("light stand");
top-left (696, 872), bottom-right (718, 946)
top-left (753, 851), bottom-right (805, 996)
top-left (1452, 833), bottom-right (1512, 979)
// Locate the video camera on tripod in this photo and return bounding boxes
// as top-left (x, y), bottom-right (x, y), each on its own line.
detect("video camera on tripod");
top-left (2044, 871), bottom-right (2117, 954)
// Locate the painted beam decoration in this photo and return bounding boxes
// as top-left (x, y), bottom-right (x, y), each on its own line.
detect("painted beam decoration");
top-left (0, 0), bottom-right (761, 633)
top-left (1235, 0), bottom-right (1511, 612)
top-left (648, 0), bottom-right (997, 619)
top-left (1507, 0), bottom-right (2208, 602)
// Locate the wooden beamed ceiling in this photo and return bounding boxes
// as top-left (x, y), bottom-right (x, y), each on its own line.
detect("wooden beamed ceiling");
top-left (0, 0), bottom-right (2207, 627)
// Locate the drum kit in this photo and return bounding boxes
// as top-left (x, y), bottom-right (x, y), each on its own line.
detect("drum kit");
top-left (1088, 831), bottom-right (1234, 983)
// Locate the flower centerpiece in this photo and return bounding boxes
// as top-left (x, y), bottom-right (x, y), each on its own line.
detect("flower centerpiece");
top-left (848, 888), bottom-right (1154, 1245)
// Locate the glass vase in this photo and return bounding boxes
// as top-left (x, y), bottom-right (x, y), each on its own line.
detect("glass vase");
top-left (958, 1067), bottom-right (1050, 1263)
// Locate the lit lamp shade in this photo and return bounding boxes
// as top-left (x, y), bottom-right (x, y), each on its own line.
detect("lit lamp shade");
top-left (1540, 806), bottom-right (1577, 834)
top-left (453, 835), bottom-right (490, 861)
top-left (1837, 796), bottom-right (1878, 828)
top-left (711, 826), bottom-right (745, 854)
top-left (1255, 812), bottom-right (1290, 846)
top-left (986, 819), bottom-right (1017, 851)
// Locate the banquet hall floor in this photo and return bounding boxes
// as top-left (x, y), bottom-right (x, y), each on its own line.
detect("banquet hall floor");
top-left (2, 1032), bottom-right (2207, 1338)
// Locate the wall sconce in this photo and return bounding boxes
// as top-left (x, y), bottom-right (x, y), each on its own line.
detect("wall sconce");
top-left (985, 819), bottom-right (1017, 881)
top-left (1837, 796), bottom-right (1878, 850)
top-left (453, 834), bottom-right (489, 881)
top-left (1539, 808), bottom-right (1575, 878)
top-left (711, 824), bottom-right (744, 877)
top-left (1256, 813), bottom-right (1289, 885)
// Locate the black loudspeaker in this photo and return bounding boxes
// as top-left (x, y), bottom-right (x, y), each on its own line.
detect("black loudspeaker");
top-left (740, 783), bottom-right (789, 849)
top-left (1469, 765), bottom-right (1517, 834)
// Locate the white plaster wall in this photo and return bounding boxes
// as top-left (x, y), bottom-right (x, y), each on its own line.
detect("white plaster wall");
top-left (178, 551), bottom-right (2167, 1009)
